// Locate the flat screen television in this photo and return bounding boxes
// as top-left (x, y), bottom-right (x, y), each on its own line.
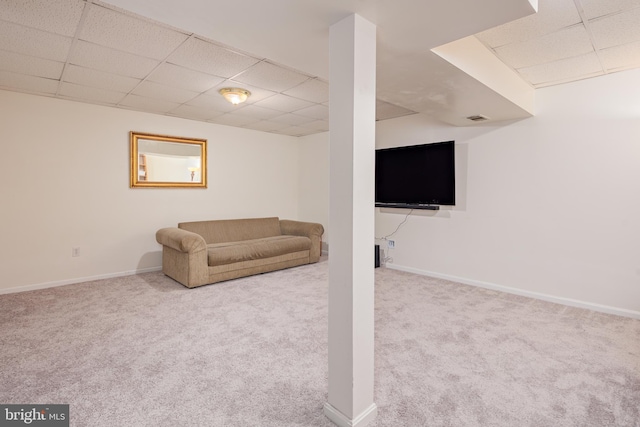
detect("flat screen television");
top-left (375, 140), bottom-right (455, 208)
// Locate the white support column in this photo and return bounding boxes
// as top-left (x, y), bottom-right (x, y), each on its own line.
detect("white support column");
top-left (324, 14), bottom-right (377, 427)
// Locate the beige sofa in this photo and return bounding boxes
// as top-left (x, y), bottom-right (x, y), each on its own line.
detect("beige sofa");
top-left (155, 217), bottom-right (324, 288)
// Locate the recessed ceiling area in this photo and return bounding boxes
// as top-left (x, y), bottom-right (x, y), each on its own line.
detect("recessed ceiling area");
top-left (1, 0), bottom-right (639, 135)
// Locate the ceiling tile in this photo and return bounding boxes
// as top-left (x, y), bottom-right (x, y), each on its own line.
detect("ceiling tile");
top-left (0, 50), bottom-right (64, 79)
top-left (242, 120), bottom-right (290, 132)
top-left (0, 70), bottom-right (59, 94)
top-left (0, 21), bottom-right (72, 61)
top-left (69, 40), bottom-right (160, 79)
top-left (589, 6), bottom-right (640, 49)
top-left (63, 64), bottom-right (140, 92)
top-left (167, 104), bottom-right (224, 121)
top-left (270, 113), bottom-right (316, 126)
top-left (186, 93), bottom-right (242, 113)
top-left (495, 24), bottom-right (593, 69)
top-left (119, 94), bottom-right (180, 113)
top-left (147, 63), bottom-right (224, 92)
top-left (79, 4), bottom-right (189, 60)
top-left (208, 114), bottom-right (259, 127)
top-left (233, 61), bottom-right (310, 92)
top-left (277, 125), bottom-right (318, 137)
top-left (599, 39), bottom-right (640, 70)
top-left (292, 128), bottom-right (319, 137)
top-left (0, 0), bottom-right (85, 37)
top-left (253, 94), bottom-right (314, 112)
top-left (580, 0), bottom-right (640, 19)
top-left (58, 82), bottom-right (126, 105)
top-left (301, 120), bottom-right (330, 132)
top-left (518, 52), bottom-right (603, 86)
top-left (283, 78), bottom-right (330, 103)
top-left (167, 37), bottom-right (260, 78)
top-left (292, 104), bottom-right (329, 120)
top-left (476, 0), bottom-right (581, 47)
top-left (132, 81), bottom-right (198, 104)
top-left (232, 104), bottom-right (283, 120)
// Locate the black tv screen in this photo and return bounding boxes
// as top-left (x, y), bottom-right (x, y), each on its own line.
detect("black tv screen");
top-left (375, 141), bottom-right (455, 207)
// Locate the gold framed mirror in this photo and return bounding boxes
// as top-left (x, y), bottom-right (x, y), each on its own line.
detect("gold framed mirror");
top-left (130, 132), bottom-right (207, 188)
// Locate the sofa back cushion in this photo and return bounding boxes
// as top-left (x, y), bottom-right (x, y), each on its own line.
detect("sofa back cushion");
top-left (178, 217), bottom-right (282, 244)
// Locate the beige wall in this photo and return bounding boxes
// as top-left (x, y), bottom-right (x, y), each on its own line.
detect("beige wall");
top-left (374, 69), bottom-right (640, 316)
top-left (0, 90), bottom-right (300, 292)
top-left (297, 132), bottom-right (329, 246)
top-left (298, 68), bottom-right (640, 317)
top-left (4, 67), bottom-right (640, 317)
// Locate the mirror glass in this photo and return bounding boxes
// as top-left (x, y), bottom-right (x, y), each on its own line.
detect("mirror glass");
top-left (130, 132), bottom-right (207, 188)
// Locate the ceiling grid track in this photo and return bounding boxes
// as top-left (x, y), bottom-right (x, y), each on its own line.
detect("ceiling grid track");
top-left (572, 0), bottom-right (608, 75)
top-left (55, 0), bottom-right (94, 96)
top-left (115, 33), bottom-right (198, 109)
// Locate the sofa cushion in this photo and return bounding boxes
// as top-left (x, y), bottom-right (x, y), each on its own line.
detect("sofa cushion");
top-left (179, 217), bottom-right (282, 244)
top-left (207, 235), bottom-right (311, 266)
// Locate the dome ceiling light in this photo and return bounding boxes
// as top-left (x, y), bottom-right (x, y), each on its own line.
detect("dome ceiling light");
top-left (219, 87), bottom-right (251, 105)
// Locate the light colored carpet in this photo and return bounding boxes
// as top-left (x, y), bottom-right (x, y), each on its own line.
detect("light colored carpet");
top-left (1, 257), bottom-right (639, 426)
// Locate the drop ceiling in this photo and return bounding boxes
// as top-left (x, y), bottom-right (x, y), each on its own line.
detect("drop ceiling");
top-left (476, 0), bottom-right (640, 88)
top-left (0, 0), bottom-right (639, 136)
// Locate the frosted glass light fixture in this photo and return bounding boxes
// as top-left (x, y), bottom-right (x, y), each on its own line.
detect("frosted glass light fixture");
top-left (219, 88), bottom-right (251, 105)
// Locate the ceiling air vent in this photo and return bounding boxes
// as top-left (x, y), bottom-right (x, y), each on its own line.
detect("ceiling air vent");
top-left (466, 114), bottom-right (489, 122)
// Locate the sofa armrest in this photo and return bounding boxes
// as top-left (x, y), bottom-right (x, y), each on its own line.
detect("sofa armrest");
top-left (156, 227), bottom-right (207, 253)
top-left (156, 227), bottom-right (209, 288)
top-left (279, 220), bottom-right (324, 262)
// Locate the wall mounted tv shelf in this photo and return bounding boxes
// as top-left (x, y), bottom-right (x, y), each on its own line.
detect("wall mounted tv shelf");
top-left (375, 203), bottom-right (440, 210)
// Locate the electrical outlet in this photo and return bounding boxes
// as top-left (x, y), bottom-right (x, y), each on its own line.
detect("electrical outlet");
top-left (388, 240), bottom-right (395, 249)
top-left (72, 247), bottom-right (80, 257)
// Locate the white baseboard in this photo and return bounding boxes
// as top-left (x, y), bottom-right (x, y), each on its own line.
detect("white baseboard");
top-left (386, 263), bottom-right (640, 320)
top-left (323, 402), bottom-right (377, 427)
top-left (0, 266), bottom-right (163, 295)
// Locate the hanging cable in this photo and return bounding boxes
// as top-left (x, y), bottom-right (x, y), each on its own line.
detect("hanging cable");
top-left (375, 209), bottom-right (413, 241)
